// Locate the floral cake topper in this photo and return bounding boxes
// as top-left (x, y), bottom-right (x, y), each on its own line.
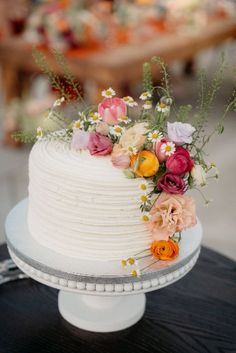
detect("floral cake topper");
top-left (14, 50), bottom-right (236, 276)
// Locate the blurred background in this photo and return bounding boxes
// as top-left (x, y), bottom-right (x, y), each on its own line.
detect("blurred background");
top-left (0, 0), bottom-right (235, 259)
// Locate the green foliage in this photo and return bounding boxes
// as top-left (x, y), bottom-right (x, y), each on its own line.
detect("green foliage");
top-left (142, 62), bottom-right (153, 94)
top-left (151, 56), bottom-right (171, 98)
top-left (192, 53), bottom-right (225, 146)
top-left (176, 105), bottom-right (192, 122)
top-left (32, 48), bottom-right (66, 98)
top-left (12, 131), bottom-right (36, 144)
top-left (52, 48), bottom-right (86, 106)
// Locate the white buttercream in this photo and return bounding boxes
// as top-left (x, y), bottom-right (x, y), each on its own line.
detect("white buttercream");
top-left (28, 140), bottom-right (152, 260)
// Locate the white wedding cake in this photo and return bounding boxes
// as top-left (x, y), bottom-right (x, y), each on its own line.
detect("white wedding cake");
top-left (28, 139), bottom-right (152, 261)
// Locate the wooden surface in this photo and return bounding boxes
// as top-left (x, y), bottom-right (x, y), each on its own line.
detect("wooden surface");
top-left (0, 244), bottom-right (236, 353)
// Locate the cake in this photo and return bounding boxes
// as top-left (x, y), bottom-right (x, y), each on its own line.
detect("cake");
top-left (28, 139), bottom-right (152, 261)
top-left (27, 87), bottom-right (201, 271)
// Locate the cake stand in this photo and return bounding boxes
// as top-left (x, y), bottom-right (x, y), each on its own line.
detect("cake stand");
top-left (5, 199), bottom-right (202, 333)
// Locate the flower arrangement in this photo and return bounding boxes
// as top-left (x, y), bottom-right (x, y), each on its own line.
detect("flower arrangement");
top-left (14, 51), bottom-right (236, 277)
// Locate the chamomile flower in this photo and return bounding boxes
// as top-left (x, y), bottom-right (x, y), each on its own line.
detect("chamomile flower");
top-left (73, 120), bottom-right (84, 130)
top-left (156, 101), bottom-right (170, 114)
top-left (143, 100), bottom-right (152, 110)
top-left (110, 125), bottom-right (125, 137)
top-left (139, 181), bottom-right (148, 192)
top-left (36, 127), bottom-right (43, 140)
top-left (147, 130), bottom-right (163, 143)
top-left (122, 96), bottom-right (138, 107)
top-left (127, 257), bottom-right (138, 266)
top-left (53, 96), bottom-right (65, 107)
top-left (102, 87), bottom-right (116, 98)
top-left (127, 145), bottom-right (138, 155)
top-left (78, 111), bottom-right (86, 120)
top-left (139, 91), bottom-right (152, 100)
top-left (140, 194), bottom-right (149, 205)
top-left (118, 115), bottom-right (131, 124)
top-left (161, 141), bottom-right (176, 156)
top-left (121, 259), bottom-right (127, 268)
top-left (131, 269), bottom-right (141, 277)
top-left (88, 112), bottom-right (102, 124)
top-left (142, 213), bottom-right (150, 222)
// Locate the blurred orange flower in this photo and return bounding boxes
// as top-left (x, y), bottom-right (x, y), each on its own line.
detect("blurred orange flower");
top-left (131, 150), bottom-right (159, 177)
top-left (151, 239), bottom-right (179, 261)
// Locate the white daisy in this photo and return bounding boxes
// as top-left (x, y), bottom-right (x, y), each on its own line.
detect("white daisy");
top-left (161, 141), bottom-right (176, 156)
top-left (147, 130), bottom-right (163, 143)
top-left (110, 125), bottom-right (125, 137)
top-left (139, 194), bottom-right (149, 205)
top-left (118, 115), bottom-right (131, 124)
top-left (88, 112), bottom-right (102, 124)
top-left (143, 100), bottom-right (152, 110)
top-left (36, 127), bottom-right (43, 140)
top-left (73, 120), bottom-right (84, 130)
top-left (156, 102), bottom-right (170, 114)
top-left (121, 259), bottom-right (127, 268)
top-left (127, 257), bottom-right (138, 266)
top-left (101, 87), bottom-right (116, 98)
top-left (139, 91), bottom-right (152, 100)
top-left (131, 269), bottom-right (141, 277)
top-left (127, 145), bottom-right (138, 155)
top-left (53, 96), bottom-right (65, 107)
top-left (122, 96), bottom-right (138, 107)
top-left (142, 213), bottom-right (150, 222)
top-left (78, 111), bottom-right (86, 120)
top-left (139, 181), bottom-right (148, 192)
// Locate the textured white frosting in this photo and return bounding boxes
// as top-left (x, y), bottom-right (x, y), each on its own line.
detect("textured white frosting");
top-left (28, 140), bottom-right (152, 260)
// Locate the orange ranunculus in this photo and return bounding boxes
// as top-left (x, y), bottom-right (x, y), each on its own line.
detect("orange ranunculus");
top-left (151, 240), bottom-right (179, 261)
top-left (130, 150), bottom-right (159, 177)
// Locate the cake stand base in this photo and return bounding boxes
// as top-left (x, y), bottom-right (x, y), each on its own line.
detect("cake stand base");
top-left (58, 291), bottom-right (146, 332)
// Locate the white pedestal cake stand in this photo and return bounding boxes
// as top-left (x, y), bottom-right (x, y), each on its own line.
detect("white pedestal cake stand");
top-left (5, 199), bottom-right (202, 333)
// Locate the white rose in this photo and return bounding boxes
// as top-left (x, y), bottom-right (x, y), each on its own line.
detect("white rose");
top-left (167, 122), bottom-right (195, 145)
top-left (191, 164), bottom-right (207, 187)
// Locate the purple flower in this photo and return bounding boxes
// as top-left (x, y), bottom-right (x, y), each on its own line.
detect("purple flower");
top-left (167, 122), bottom-right (195, 145)
top-left (71, 129), bottom-right (90, 151)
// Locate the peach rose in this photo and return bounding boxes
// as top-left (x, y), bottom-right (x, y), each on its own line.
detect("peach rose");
top-left (111, 144), bottom-right (130, 169)
top-left (151, 240), bottom-right (179, 260)
top-left (131, 150), bottom-right (159, 177)
top-left (119, 123), bottom-right (147, 152)
top-left (148, 192), bottom-right (196, 240)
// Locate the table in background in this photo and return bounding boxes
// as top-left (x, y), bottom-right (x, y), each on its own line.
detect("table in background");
top-left (0, 244), bottom-right (235, 353)
top-left (0, 17), bottom-right (236, 146)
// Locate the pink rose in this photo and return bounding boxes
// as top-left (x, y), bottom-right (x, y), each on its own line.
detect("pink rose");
top-left (155, 138), bottom-right (169, 163)
top-left (157, 173), bottom-right (185, 194)
top-left (88, 132), bottom-right (113, 156)
top-left (98, 98), bottom-right (127, 125)
top-left (166, 147), bottom-right (194, 175)
top-left (71, 129), bottom-right (90, 151)
top-left (148, 192), bottom-right (196, 241)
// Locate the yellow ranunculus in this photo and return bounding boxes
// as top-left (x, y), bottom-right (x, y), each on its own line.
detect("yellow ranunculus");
top-left (131, 150), bottom-right (159, 177)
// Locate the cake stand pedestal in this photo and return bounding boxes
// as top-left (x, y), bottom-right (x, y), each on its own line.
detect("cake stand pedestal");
top-left (5, 199), bottom-right (202, 333)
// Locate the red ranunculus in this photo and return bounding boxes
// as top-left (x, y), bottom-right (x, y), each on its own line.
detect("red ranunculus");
top-left (166, 147), bottom-right (194, 175)
top-left (157, 173), bottom-right (186, 194)
top-left (88, 132), bottom-right (113, 156)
